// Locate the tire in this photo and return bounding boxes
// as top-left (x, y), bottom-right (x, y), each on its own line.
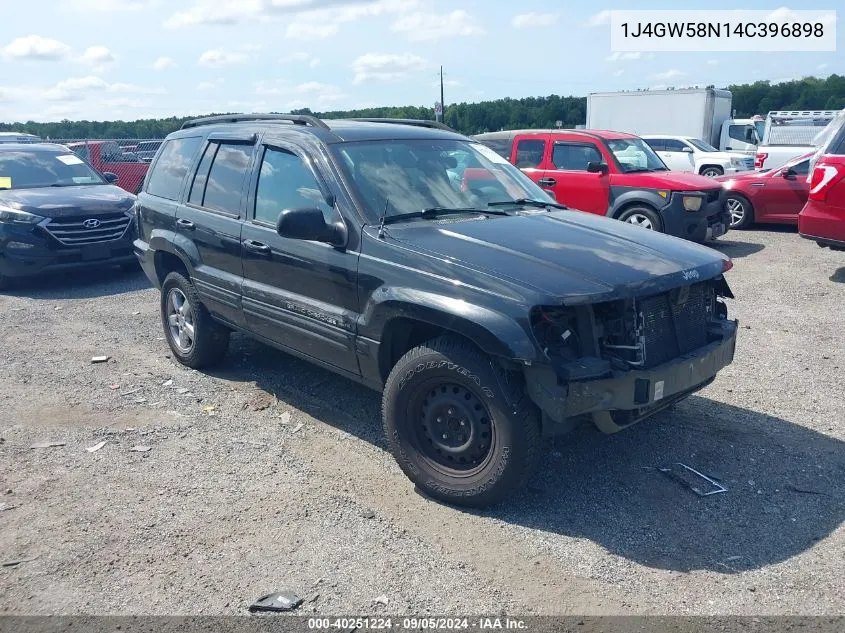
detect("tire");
top-left (160, 271), bottom-right (229, 368)
top-left (382, 335), bottom-right (540, 508)
top-left (700, 166), bottom-right (724, 178)
top-left (725, 194), bottom-right (754, 229)
top-left (617, 206), bottom-right (663, 232)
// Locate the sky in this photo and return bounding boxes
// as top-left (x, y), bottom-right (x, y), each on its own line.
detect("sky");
top-left (0, 0), bottom-right (841, 123)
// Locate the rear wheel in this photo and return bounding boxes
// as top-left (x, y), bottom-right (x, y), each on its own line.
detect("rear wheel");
top-left (725, 194), bottom-right (754, 229)
top-left (382, 335), bottom-right (540, 508)
top-left (700, 166), bottom-right (724, 178)
top-left (618, 206), bottom-right (663, 232)
top-left (160, 271), bottom-right (229, 368)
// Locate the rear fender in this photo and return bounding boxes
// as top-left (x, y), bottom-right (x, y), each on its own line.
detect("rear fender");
top-left (148, 229), bottom-right (200, 276)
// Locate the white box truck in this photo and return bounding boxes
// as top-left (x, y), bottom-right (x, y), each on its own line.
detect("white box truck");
top-left (586, 88), bottom-right (760, 155)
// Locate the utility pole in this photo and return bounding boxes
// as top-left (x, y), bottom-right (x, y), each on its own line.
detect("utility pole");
top-left (440, 65), bottom-right (445, 124)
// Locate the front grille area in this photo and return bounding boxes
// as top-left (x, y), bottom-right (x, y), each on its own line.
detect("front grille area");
top-left (44, 213), bottom-right (131, 246)
top-left (639, 282), bottom-right (711, 368)
top-left (704, 189), bottom-right (721, 205)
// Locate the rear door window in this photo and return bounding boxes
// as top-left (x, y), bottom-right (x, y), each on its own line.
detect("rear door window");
top-left (514, 139), bottom-right (545, 168)
top-left (188, 142), bottom-right (254, 215)
top-left (146, 136), bottom-right (203, 201)
top-left (479, 138), bottom-right (513, 160)
top-left (643, 139), bottom-right (665, 151)
top-left (662, 139), bottom-right (688, 152)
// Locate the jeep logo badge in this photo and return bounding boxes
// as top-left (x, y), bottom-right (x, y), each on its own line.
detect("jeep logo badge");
top-left (82, 218), bottom-right (101, 229)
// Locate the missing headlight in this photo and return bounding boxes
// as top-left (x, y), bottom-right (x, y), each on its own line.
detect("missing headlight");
top-left (530, 306), bottom-right (582, 361)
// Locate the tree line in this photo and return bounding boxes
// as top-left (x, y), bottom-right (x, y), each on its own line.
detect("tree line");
top-left (2, 74), bottom-right (843, 140)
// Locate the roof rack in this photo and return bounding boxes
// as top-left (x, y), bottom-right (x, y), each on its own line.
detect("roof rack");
top-left (180, 113), bottom-right (330, 130)
top-left (344, 118), bottom-right (456, 132)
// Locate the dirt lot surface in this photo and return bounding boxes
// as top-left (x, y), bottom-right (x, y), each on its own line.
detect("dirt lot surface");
top-left (1, 226), bottom-right (844, 616)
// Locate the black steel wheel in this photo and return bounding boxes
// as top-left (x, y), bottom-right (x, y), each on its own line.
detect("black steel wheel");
top-left (383, 335), bottom-right (540, 507)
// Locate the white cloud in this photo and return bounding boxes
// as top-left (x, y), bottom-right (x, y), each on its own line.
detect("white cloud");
top-left (511, 12), bottom-right (558, 28)
top-left (285, 22), bottom-right (339, 39)
top-left (278, 51), bottom-right (320, 67)
top-left (2, 35), bottom-right (73, 61)
top-left (165, 0), bottom-right (415, 29)
top-left (62, 0), bottom-right (158, 10)
top-left (818, 63), bottom-right (829, 71)
top-left (40, 75), bottom-right (164, 101)
top-left (651, 69), bottom-right (687, 80)
top-left (605, 52), bottom-right (641, 62)
top-left (391, 10), bottom-right (483, 41)
top-left (706, 59), bottom-right (720, 66)
top-left (613, 69), bottom-right (624, 77)
top-left (587, 10), bottom-right (611, 26)
top-left (197, 79), bottom-right (224, 90)
top-left (198, 49), bottom-right (249, 67)
top-left (152, 56), bottom-right (177, 70)
top-left (79, 46), bottom-right (116, 65)
top-left (351, 52), bottom-right (427, 84)
top-left (254, 79), bottom-right (344, 110)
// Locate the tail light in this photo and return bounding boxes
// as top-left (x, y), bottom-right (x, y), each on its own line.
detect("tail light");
top-left (754, 152), bottom-right (767, 169)
top-left (808, 157), bottom-right (844, 202)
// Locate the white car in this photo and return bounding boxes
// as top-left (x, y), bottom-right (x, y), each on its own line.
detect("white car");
top-left (641, 135), bottom-right (755, 177)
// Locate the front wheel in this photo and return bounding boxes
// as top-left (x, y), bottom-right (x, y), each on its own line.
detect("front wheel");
top-left (382, 335), bottom-right (540, 508)
top-left (160, 271), bottom-right (229, 368)
top-left (725, 194), bottom-right (754, 229)
top-left (618, 206), bottom-right (663, 232)
top-left (700, 166), bottom-right (724, 178)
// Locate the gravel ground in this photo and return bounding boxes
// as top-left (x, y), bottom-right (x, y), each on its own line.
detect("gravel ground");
top-left (1, 225), bottom-right (843, 616)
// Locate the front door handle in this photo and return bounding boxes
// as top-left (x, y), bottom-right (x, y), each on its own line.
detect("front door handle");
top-left (242, 239), bottom-right (271, 255)
top-left (538, 177), bottom-right (556, 186)
top-left (176, 218), bottom-right (195, 230)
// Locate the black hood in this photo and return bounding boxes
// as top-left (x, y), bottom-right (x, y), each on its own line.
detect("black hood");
top-left (0, 185), bottom-right (136, 218)
top-left (388, 210), bottom-right (731, 305)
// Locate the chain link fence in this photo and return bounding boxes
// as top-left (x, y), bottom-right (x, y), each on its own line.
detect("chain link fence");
top-left (45, 138), bottom-right (164, 194)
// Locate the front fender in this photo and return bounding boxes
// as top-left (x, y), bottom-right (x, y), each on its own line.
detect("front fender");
top-left (359, 287), bottom-right (539, 362)
top-left (608, 188), bottom-right (668, 218)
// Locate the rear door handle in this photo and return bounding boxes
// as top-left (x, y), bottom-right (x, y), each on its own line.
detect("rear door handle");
top-left (538, 177), bottom-right (556, 186)
top-left (176, 218), bottom-right (195, 230)
top-left (242, 239), bottom-right (271, 255)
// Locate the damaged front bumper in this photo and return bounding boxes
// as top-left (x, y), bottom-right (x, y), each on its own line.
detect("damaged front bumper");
top-left (524, 319), bottom-right (738, 435)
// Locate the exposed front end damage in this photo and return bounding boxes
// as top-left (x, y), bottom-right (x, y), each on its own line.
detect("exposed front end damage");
top-left (524, 276), bottom-right (738, 435)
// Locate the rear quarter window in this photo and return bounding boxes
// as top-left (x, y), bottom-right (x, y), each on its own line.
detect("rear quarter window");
top-left (478, 138), bottom-right (512, 161)
top-left (146, 136), bottom-right (203, 201)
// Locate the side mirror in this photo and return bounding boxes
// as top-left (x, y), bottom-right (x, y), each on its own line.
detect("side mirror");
top-left (586, 161), bottom-right (609, 174)
top-left (543, 189), bottom-right (557, 201)
top-left (103, 172), bottom-right (119, 184)
top-left (276, 207), bottom-right (346, 247)
top-left (783, 167), bottom-right (797, 178)
top-left (682, 147), bottom-right (694, 153)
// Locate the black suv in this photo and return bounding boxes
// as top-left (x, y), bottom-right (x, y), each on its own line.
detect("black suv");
top-left (134, 114), bottom-right (739, 507)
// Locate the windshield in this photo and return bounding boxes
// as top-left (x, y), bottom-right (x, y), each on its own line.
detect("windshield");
top-left (332, 139), bottom-right (556, 220)
top-left (605, 138), bottom-right (667, 172)
top-left (687, 138), bottom-right (719, 153)
top-left (0, 150), bottom-right (105, 189)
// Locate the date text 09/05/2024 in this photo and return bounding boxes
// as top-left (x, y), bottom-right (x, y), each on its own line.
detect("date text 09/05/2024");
top-left (620, 22), bottom-right (825, 38)
top-left (307, 617), bottom-right (528, 630)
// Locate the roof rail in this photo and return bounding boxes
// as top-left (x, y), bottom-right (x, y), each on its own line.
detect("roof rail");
top-left (344, 118), bottom-right (456, 132)
top-left (180, 113), bottom-right (330, 130)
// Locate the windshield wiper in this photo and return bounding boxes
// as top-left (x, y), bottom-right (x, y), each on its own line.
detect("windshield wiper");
top-left (488, 198), bottom-right (567, 210)
top-left (382, 207), bottom-right (508, 226)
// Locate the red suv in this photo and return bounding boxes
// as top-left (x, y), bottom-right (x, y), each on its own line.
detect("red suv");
top-left (799, 112), bottom-right (845, 251)
top-left (473, 129), bottom-right (730, 242)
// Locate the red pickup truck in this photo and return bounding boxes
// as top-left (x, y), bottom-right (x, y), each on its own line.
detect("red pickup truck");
top-left (66, 141), bottom-right (149, 194)
top-left (473, 129), bottom-right (731, 242)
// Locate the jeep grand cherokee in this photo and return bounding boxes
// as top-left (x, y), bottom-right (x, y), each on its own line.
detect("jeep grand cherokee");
top-left (134, 114), bottom-right (738, 507)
